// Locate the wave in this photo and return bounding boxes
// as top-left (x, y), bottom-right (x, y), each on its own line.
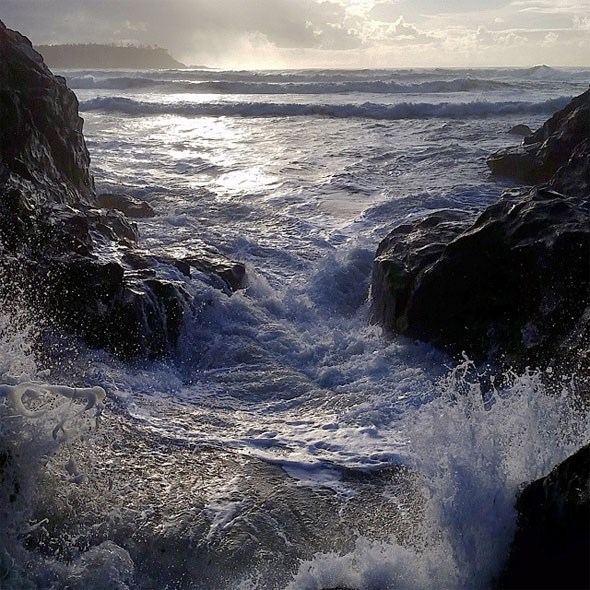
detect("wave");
top-left (67, 75), bottom-right (170, 90)
top-left (80, 96), bottom-right (572, 120)
top-left (68, 75), bottom-right (516, 94)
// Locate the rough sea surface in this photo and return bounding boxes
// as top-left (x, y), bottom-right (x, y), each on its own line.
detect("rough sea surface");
top-left (1, 66), bottom-right (589, 589)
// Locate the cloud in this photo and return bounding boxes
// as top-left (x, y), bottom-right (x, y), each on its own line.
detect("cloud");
top-left (368, 1), bottom-right (404, 22)
top-left (476, 25), bottom-right (528, 45)
top-left (573, 15), bottom-right (590, 29)
top-left (510, 0), bottom-right (589, 14)
top-left (3, 0), bottom-right (365, 61)
top-left (2, 0), bottom-right (589, 67)
top-left (366, 15), bottom-right (438, 45)
top-left (542, 31), bottom-right (560, 45)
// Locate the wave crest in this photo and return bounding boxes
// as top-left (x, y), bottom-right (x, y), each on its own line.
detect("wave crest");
top-left (68, 75), bottom-right (515, 94)
top-left (80, 96), bottom-right (572, 120)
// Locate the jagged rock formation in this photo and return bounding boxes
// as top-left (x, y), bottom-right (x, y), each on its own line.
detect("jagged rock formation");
top-left (96, 193), bottom-right (156, 218)
top-left (0, 24), bottom-right (94, 207)
top-left (0, 20), bottom-right (245, 359)
top-left (371, 89), bottom-right (590, 589)
top-left (488, 89), bottom-right (590, 186)
top-left (498, 444), bottom-right (590, 590)
top-left (371, 90), bottom-right (590, 373)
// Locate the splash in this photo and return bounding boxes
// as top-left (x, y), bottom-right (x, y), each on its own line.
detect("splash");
top-left (287, 360), bottom-right (589, 590)
top-left (0, 380), bottom-right (105, 438)
top-left (0, 309), bottom-right (108, 587)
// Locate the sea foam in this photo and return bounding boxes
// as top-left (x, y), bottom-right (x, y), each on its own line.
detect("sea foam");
top-left (80, 96), bottom-right (572, 120)
top-left (287, 362), bottom-right (589, 590)
top-left (68, 76), bottom-right (516, 94)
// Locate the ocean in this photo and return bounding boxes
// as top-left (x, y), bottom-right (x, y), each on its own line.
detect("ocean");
top-left (1, 65), bottom-right (589, 589)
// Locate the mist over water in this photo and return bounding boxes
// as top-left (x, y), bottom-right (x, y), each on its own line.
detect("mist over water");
top-left (1, 65), bottom-right (589, 589)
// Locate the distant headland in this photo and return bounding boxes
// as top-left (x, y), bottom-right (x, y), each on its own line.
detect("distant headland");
top-left (35, 43), bottom-right (187, 69)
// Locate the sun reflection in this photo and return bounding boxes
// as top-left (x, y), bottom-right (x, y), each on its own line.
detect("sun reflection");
top-left (215, 167), bottom-right (281, 197)
top-left (151, 114), bottom-right (238, 144)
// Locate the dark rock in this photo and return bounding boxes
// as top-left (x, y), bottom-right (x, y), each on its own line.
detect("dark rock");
top-left (371, 187), bottom-right (590, 368)
top-left (125, 249), bottom-right (247, 294)
top-left (488, 89), bottom-right (590, 186)
top-left (0, 21), bottom-right (94, 207)
top-left (486, 144), bottom-right (540, 184)
top-left (0, 20), bottom-right (246, 360)
top-left (508, 124), bottom-right (533, 137)
top-left (370, 209), bottom-right (474, 337)
top-left (549, 137), bottom-right (590, 200)
top-left (104, 275), bottom-right (192, 359)
top-left (372, 90), bottom-right (590, 371)
top-left (97, 192), bottom-right (156, 218)
top-left (46, 204), bottom-right (139, 252)
top-left (185, 254), bottom-right (247, 294)
top-left (12, 250), bottom-right (192, 359)
top-left (498, 444), bottom-right (590, 590)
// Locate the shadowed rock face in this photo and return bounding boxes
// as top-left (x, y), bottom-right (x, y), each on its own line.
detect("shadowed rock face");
top-left (371, 90), bottom-right (590, 372)
top-left (549, 137), bottom-right (590, 199)
top-left (0, 21), bottom-right (94, 207)
top-left (372, 187), bottom-right (590, 368)
top-left (0, 20), bottom-right (246, 359)
top-left (498, 444), bottom-right (590, 590)
top-left (487, 89), bottom-right (590, 188)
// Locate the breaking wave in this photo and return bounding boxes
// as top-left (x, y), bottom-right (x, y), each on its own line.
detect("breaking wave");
top-left (68, 75), bottom-right (515, 94)
top-left (80, 95), bottom-right (572, 120)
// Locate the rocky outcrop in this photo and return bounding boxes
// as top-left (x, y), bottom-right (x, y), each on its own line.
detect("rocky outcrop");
top-left (507, 124), bottom-right (532, 137)
top-left (0, 22), bottom-right (94, 207)
top-left (371, 187), bottom-right (589, 369)
top-left (36, 43), bottom-right (187, 70)
top-left (498, 444), bottom-right (590, 590)
top-left (371, 92), bottom-right (590, 587)
top-left (0, 21), bottom-right (245, 359)
top-left (371, 90), bottom-right (590, 373)
top-left (487, 89), bottom-right (590, 186)
top-left (97, 192), bottom-right (156, 218)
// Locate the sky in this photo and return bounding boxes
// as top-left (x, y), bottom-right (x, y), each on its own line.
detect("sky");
top-left (3, 0), bottom-right (589, 68)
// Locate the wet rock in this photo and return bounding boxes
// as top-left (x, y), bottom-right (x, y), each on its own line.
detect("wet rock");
top-left (371, 187), bottom-right (590, 368)
top-left (549, 137), bottom-right (590, 200)
top-left (370, 209), bottom-right (474, 337)
top-left (185, 254), bottom-right (247, 293)
top-left (372, 90), bottom-right (590, 371)
top-left (0, 20), bottom-right (94, 207)
top-left (0, 20), bottom-right (246, 359)
top-left (124, 249), bottom-right (247, 294)
top-left (488, 89), bottom-right (590, 185)
top-left (498, 444), bottom-right (590, 590)
top-left (12, 250), bottom-right (193, 359)
top-left (97, 192), bottom-right (156, 218)
top-left (105, 275), bottom-right (192, 359)
top-left (507, 124), bottom-right (532, 137)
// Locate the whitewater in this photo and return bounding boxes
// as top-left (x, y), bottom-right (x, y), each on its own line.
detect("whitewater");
top-left (1, 66), bottom-right (589, 589)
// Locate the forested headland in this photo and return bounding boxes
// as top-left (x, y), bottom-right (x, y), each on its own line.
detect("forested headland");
top-left (35, 43), bottom-right (187, 69)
